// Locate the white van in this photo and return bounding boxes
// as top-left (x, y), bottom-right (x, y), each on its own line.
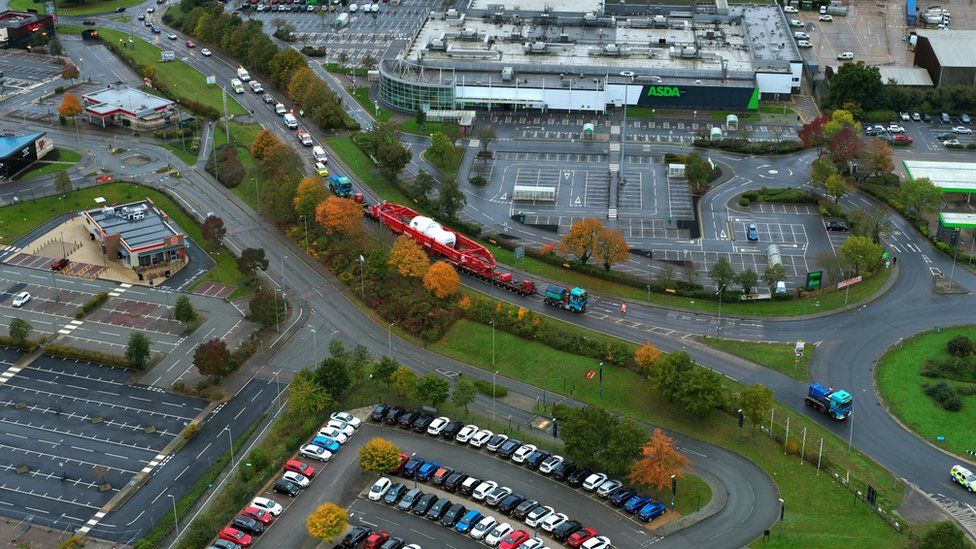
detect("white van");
top-left (349, 3), bottom-right (358, 11)
top-left (237, 67), bottom-right (251, 82)
top-left (249, 80), bottom-right (263, 93)
top-left (775, 281), bottom-right (787, 294)
top-left (275, 103), bottom-right (287, 115)
top-left (312, 146), bottom-right (328, 163)
top-left (230, 78), bottom-right (244, 94)
top-left (283, 113), bottom-right (298, 129)
top-left (837, 51), bottom-right (854, 60)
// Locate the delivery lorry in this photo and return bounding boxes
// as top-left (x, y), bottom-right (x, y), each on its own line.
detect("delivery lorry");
top-left (543, 285), bottom-right (588, 313)
top-left (804, 383), bottom-right (853, 420)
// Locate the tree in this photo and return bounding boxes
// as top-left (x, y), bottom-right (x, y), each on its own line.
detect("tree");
top-left (409, 170), bottom-right (437, 202)
top-left (314, 356), bottom-right (351, 400)
top-left (126, 332), bottom-right (152, 369)
top-left (739, 384), bottom-right (774, 431)
top-left (735, 268), bottom-right (759, 294)
top-left (427, 132), bottom-right (456, 167)
top-left (559, 217), bottom-right (603, 265)
top-left (634, 342), bottom-right (662, 377)
top-left (59, 92), bottom-right (82, 119)
top-left (648, 351), bottom-right (695, 401)
top-left (827, 126), bottom-right (863, 165)
top-left (824, 174), bottom-right (850, 204)
top-left (684, 152), bottom-right (712, 194)
top-left (336, 51), bottom-right (349, 67)
top-left (797, 115), bottom-right (828, 153)
top-left (360, 54), bottom-right (377, 71)
top-left (451, 377), bottom-right (477, 412)
top-left (414, 374), bottom-right (450, 407)
top-left (201, 215), bottom-right (226, 243)
top-left (388, 235), bottom-right (429, 278)
top-left (897, 176), bottom-right (942, 219)
top-left (863, 138), bottom-right (894, 176)
top-left (294, 177), bottom-right (329, 221)
top-left (815, 250), bottom-right (852, 283)
top-left (358, 437), bottom-right (401, 473)
top-left (250, 129), bottom-right (282, 161)
top-left (437, 177), bottom-right (466, 218)
top-left (839, 235), bottom-right (883, 274)
top-left (594, 227), bottom-right (629, 271)
top-left (848, 207), bottom-right (892, 244)
top-left (306, 502), bottom-right (347, 541)
top-left (810, 155), bottom-right (838, 191)
top-left (373, 356), bottom-right (399, 386)
top-left (390, 366), bottom-right (417, 397)
top-left (248, 289), bottom-right (285, 327)
top-left (287, 370), bottom-right (330, 415)
top-left (315, 196), bottom-right (363, 235)
top-left (707, 256), bottom-right (735, 291)
top-left (61, 64), bottom-right (79, 83)
top-left (762, 264), bottom-right (786, 289)
top-left (823, 109), bottom-right (860, 140)
top-left (826, 61), bottom-right (884, 110)
top-left (376, 138), bottom-right (411, 181)
top-left (194, 338), bottom-right (231, 382)
top-left (54, 171), bottom-right (73, 195)
top-left (627, 428), bottom-right (691, 491)
top-left (918, 522), bottom-right (967, 549)
top-left (415, 107), bottom-right (426, 127)
top-left (267, 47), bottom-right (306, 89)
top-left (8, 318), bottom-right (31, 348)
top-left (675, 366), bottom-right (726, 416)
top-left (238, 247), bottom-right (269, 275)
top-left (173, 295), bottom-right (196, 328)
top-left (560, 406), bottom-right (647, 476)
top-left (477, 124), bottom-right (496, 155)
top-left (423, 261), bottom-right (460, 298)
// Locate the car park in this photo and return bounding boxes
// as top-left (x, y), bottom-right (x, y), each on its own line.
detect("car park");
top-left (472, 480), bottom-right (499, 501)
top-left (486, 433), bottom-right (509, 452)
top-left (499, 493), bottom-right (526, 515)
top-left (512, 498), bottom-right (539, 519)
top-left (552, 519), bottom-right (583, 542)
top-left (11, 292), bottom-right (30, 307)
top-left (610, 487), bottom-right (637, 506)
top-left (441, 421), bottom-right (464, 440)
top-left (299, 444), bottom-right (332, 462)
top-left (426, 416), bottom-right (450, 435)
top-left (282, 471), bottom-right (310, 488)
top-left (397, 410), bottom-right (420, 428)
top-left (231, 516), bottom-right (265, 535)
top-left (384, 482), bottom-right (406, 504)
top-left (953, 126), bottom-right (973, 134)
top-left (240, 506), bottom-right (274, 525)
top-left (411, 414), bottom-right (434, 433)
top-left (485, 486), bottom-right (514, 506)
top-left (539, 455), bottom-right (563, 474)
top-left (365, 530), bottom-right (390, 548)
top-left (318, 426), bottom-right (348, 444)
top-left (331, 411), bottom-right (362, 428)
top-left (553, 461), bottom-right (577, 480)
top-left (469, 429), bottom-right (493, 448)
top-left (441, 503), bottom-right (468, 527)
top-left (371, 404), bottom-right (390, 421)
top-left (498, 439), bottom-right (523, 459)
top-left (455, 424), bottom-right (479, 443)
top-left (416, 461), bottom-right (440, 482)
top-left (596, 479), bottom-right (622, 498)
top-left (525, 505), bottom-right (554, 527)
top-left (583, 473), bottom-right (608, 491)
top-left (432, 466), bottom-right (455, 486)
top-left (567, 527), bottom-right (598, 548)
top-left (284, 459), bottom-right (316, 477)
top-left (273, 479), bottom-right (300, 496)
top-left (444, 471), bottom-right (468, 491)
top-left (412, 493), bottom-right (439, 515)
top-left (402, 457), bottom-right (425, 478)
top-left (369, 477), bottom-right (393, 501)
top-left (426, 497), bottom-right (452, 521)
top-left (581, 535), bottom-right (613, 549)
top-left (511, 444), bottom-right (537, 464)
top-left (951, 465), bottom-right (976, 491)
top-left (397, 488), bottom-right (424, 511)
top-left (391, 453), bottom-right (409, 474)
top-left (460, 476), bottom-right (483, 495)
top-left (747, 223), bottom-right (759, 241)
top-left (818, 13), bottom-right (832, 20)
top-left (623, 494), bottom-right (652, 513)
top-left (638, 501), bottom-right (667, 521)
top-left (456, 509), bottom-right (483, 533)
top-left (219, 527), bottom-right (253, 547)
top-left (470, 516), bottom-right (498, 540)
top-left (341, 526), bottom-right (372, 547)
top-left (250, 497), bottom-right (283, 516)
top-left (384, 406), bottom-right (406, 424)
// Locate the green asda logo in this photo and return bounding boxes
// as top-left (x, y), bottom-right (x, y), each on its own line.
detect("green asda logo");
top-left (645, 86), bottom-right (681, 98)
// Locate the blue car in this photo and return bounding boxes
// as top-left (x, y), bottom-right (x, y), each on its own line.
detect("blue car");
top-left (311, 436), bottom-right (341, 454)
top-left (746, 223), bottom-right (759, 241)
top-left (638, 501), bottom-right (667, 522)
top-left (623, 495), bottom-right (652, 514)
top-left (402, 457), bottom-right (425, 478)
top-left (610, 487), bottom-right (637, 507)
top-left (416, 461), bottom-right (440, 482)
top-left (455, 509), bottom-right (483, 533)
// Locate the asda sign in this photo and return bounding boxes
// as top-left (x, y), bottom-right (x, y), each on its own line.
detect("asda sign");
top-left (645, 86), bottom-right (682, 98)
top-left (635, 84), bottom-right (759, 110)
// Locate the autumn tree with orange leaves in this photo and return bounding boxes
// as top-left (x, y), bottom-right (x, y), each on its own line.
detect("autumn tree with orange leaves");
top-left (559, 217), bottom-right (603, 265)
top-left (315, 196), bottom-right (363, 235)
top-left (594, 227), bottom-right (629, 271)
top-left (59, 92), bottom-right (83, 119)
top-left (628, 428), bottom-right (691, 492)
top-left (294, 177), bottom-right (329, 221)
top-left (634, 342), bottom-right (662, 377)
top-left (250, 129), bottom-right (282, 162)
top-left (423, 261), bottom-right (460, 298)
top-left (388, 235), bottom-right (428, 278)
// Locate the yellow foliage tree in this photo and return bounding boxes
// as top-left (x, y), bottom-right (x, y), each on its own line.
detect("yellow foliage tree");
top-left (250, 129), bottom-right (282, 161)
top-left (59, 92), bottom-right (83, 119)
top-left (315, 195), bottom-right (363, 235)
top-left (559, 217), bottom-right (603, 265)
top-left (423, 261), bottom-right (460, 298)
top-left (306, 502), bottom-right (347, 541)
top-left (358, 437), bottom-right (401, 473)
top-left (294, 177), bottom-right (329, 221)
top-left (594, 227), bottom-right (629, 271)
top-left (388, 235), bottom-right (428, 277)
top-left (634, 342), bottom-right (662, 376)
top-left (628, 428), bottom-right (691, 492)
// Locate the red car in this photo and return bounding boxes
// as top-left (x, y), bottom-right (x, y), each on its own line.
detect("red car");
top-left (240, 506), bottom-right (274, 525)
top-left (284, 459), bottom-right (316, 478)
top-left (50, 258), bottom-right (69, 271)
top-left (390, 453), bottom-right (409, 474)
top-left (567, 527), bottom-right (598, 548)
top-left (219, 527), bottom-right (253, 547)
top-left (893, 134), bottom-right (913, 144)
top-left (365, 530), bottom-right (390, 548)
top-left (95, 175), bottom-right (114, 183)
top-left (185, 39), bottom-right (195, 47)
top-left (499, 529), bottom-right (531, 549)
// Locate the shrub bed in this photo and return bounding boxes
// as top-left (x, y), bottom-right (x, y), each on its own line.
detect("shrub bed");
top-left (0, 336), bottom-right (40, 353)
top-left (742, 187), bottom-right (818, 204)
top-left (693, 138), bottom-right (804, 155)
top-left (474, 379), bottom-right (508, 398)
top-left (44, 344), bottom-right (131, 368)
top-left (205, 145), bottom-right (246, 188)
top-left (75, 292), bottom-right (109, 318)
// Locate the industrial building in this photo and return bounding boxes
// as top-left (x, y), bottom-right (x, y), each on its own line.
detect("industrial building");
top-left (82, 199), bottom-right (187, 281)
top-left (81, 86), bottom-right (177, 130)
top-left (0, 131), bottom-right (53, 179)
top-left (0, 10), bottom-right (56, 50)
top-left (877, 66), bottom-right (933, 88)
top-left (913, 30), bottom-right (976, 87)
top-left (379, 2), bottom-right (801, 113)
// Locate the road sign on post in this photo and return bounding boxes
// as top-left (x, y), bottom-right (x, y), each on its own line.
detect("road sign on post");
top-left (514, 246), bottom-right (524, 260)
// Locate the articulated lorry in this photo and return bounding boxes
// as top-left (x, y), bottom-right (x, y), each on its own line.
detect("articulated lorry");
top-left (804, 383), bottom-right (853, 420)
top-left (543, 285), bottom-right (588, 313)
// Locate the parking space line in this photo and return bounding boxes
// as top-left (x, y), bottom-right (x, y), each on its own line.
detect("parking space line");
top-left (0, 382), bottom-right (196, 421)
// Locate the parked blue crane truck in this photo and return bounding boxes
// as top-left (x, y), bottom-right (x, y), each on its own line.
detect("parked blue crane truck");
top-left (804, 383), bottom-right (853, 420)
top-left (543, 285), bottom-right (588, 313)
top-left (329, 174), bottom-right (352, 198)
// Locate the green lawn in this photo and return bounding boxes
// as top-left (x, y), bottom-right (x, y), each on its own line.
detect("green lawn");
top-left (700, 337), bottom-right (811, 381)
top-left (54, 0), bottom-right (148, 16)
top-left (429, 319), bottom-right (905, 547)
top-left (398, 119), bottom-right (451, 136)
top-left (165, 143), bottom-right (198, 166)
top-left (97, 28), bottom-right (246, 116)
top-left (322, 62), bottom-right (367, 76)
top-left (326, 136), bottom-right (411, 205)
top-left (55, 23), bottom-right (86, 35)
top-left (19, 148), bottom-right (82, 180)
top-left (0, 182), bottom-right (247, 290)
top-left (214, 122), bottom-right (301, 215)
top-left (876, 326), bottom-right (976, 456)
top-left (350, 87), bottom-right (391, 123)
top-left (10, 0), bottom-right (46, 11)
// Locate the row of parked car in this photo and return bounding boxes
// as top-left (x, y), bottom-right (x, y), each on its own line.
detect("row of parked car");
top-left (340, 526), bottom-right (423, 549)
top-left (207, 411), bottom-right (363, 549)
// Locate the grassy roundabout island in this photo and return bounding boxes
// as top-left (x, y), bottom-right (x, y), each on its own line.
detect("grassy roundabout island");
top-left (876, 326), bottom-right (976, 457)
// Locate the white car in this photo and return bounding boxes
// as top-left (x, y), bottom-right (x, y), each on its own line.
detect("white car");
top-left (899, 112), bottom-right (910, 121)
top-left (327, 419), bottom-right (356, 437)
top-left (11, 292), bottom-right (30, 307)
top-left (511, 444), bottom-right (537, 464)
top-left (887, 124), bottom-right (905, 133)
top-left (330, 411), bottom-right (362, 429)
top-left (797, 40), bottom-right (812, 48)
top-left (427, 416), bottom-right (450, 436)
top-left (469, 429), bottom-right (493, 448)
top-left (317, 426), bottom-right (348, 444)
top-left (455, 424), bottom-right (479, 443)
top-left (470, 516), bottom-right (497, 540)
top-left (200, 48), bottom-right (212, 56)
top-left (485, 486), bottom-right (513, 506)
top-left (783, 5), bottom-right (798, 13)
top-left (597, 479), bottom-right (622, 498)
top-left (953, 126), bottom-right (974, 135)
top-left (793, 32), bottom-right (809, 40)
top-left (251, 497), bottom-right (283, 516)
top-left (166, 32), bottom-right (177, 39)
top-left (582, 536), bottom-right (613, 549)
top-left (582, 472), bottom-right (608, 491)
top-left (368, 477), bottom-right (392, 501)
top-left (818, 14), bottom-right (833, 21)
top-left (542, 512), bottom-right (569, 532)
top-left (282, 471), bottom-right (310, 487)
top-left (837, 51), bottom-right (854, 60)
top-left (472, 480), bottom-right (498, 501)
top-left (275, 103), bottom-right (287, 115)
top-left (539, 455), bottom-right (563, 474)
top-left (484, 523), bottom-right (513, 547)
top-left (944, 139), bottom-right (962, 147)
top-left (404, 545), bottom-right (422, 549)
top-left (525, 505), bottom-right (554, 528)
top-left (522, 538), bottom-right (547, 549)
top-left (299, 444), bottom-right (332, 462)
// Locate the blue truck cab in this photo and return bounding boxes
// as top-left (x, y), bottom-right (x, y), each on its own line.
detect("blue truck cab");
top-left (543, 285), bottom-right (588, 313)
top-left (329, 174), bottom-right (352, 197)
top-left (805, 383), bottom-right (853, 420)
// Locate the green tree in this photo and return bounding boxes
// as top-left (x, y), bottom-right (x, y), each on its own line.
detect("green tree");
top-left (739, 384), bottom-right (774, 432)
top-left (173, 295), bottom-right (196, 329)
top-left (823, 109), bottom-right (860, 139)
top-left (675, 366), bottom-right (727, 416)
top-left (810, 155), bottom-right (838, 191)
top-left (918, 522), bottom-right (967, 549)
top-left (413, 374), bottom-right (450, 407)
top-left (897, 176), bottom-right (942, 219)
top-left (849, 207), bottom-right (892, 244)
top-left (126, 332), bottom-right (152, 369)
top-left (238, 247), bottom-right (270, 275)
top-left (390, 366), bottom-right (418, 397)
top-left (762, 264), bottom-right (786, 290)
top-left (54, 170), bottom-right (73, 195)
top-left (248, 289), bottom-right (285, 327)
top-left (735, 268), bottom-right (759, 294)
top-left (437, 177), bottom-right (466, 218)
top-left (415, 107), bottom-right (426, 127)
top-left (707, 256), bottom-right (735, 291)
top-left (288, 370), bottom-right (331, 415)
top-left (427, 132), bottom-right (457, 168)
top-left (8, 318), bottom-right (31, 348)
top-left (451, 377), bottom-right (477, 412)
top-left (201, 215), bottom-right (226, 243)
top-left (826, 61), bottom-right (884, 110)
top-left (313, 356), bottom-right (351, 400)
top-left (648, 351), bottom-right (695, 401)
top-left (561, 406), bottom-right (647, 477)
top-left (684, 152), bottom-right (712, 194)
top-left (824, 174), bottom-right (850, 204)
top-left (409, 170), bottom-right (437, 202)
top-left (373, 356), bottom-right (399, 386)
top-left (839, 235), bottom-right (884, 274)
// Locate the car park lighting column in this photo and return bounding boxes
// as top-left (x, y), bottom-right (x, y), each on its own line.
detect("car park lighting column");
top-left (492, 370), bottom-right (499, 423)
top-left (490, 320), bottom-right (495, 366)
top-left (223, 426), bottom-right (234, 467)
top-left (388, 322), bottom-right (395, 355)
top-left (168, 493), bottom-right (180, 536)
top-left (300, 215), bottom-right (309, 253)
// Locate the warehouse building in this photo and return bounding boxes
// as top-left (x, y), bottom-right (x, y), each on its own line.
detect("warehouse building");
top-left (0, 131), bottom-right (53, 179)
top-left (379, 2), bottom-right (801, 113)
top-left (82, 86), bottom-right (177, 131)
top-left (82, 199), bottom-right (187, 281)
top-left (0, 10), bottom-right (56, 50)
top-left (877, 66), bottom-right (933, 88)
top-left (913, 30), bottom-right (976, 87)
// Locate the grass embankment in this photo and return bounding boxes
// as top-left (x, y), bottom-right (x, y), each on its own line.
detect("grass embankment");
top-left (348, 87), bottom-right (452, 135)
top-left (700, 337), bottom-right (811, 381)
top-left (429, 318), bottom-right (905, 547)
top-left (326, 136), bottom-right (412, 204)
top-left (876, 326), bottom-right (976, 457)
top-left (54, 0), bottom-right (148, 16)
top-left (19, 148), bottom-right (82, 180)
top-left (97, 28), bottom-right (247, 116)
top-left (0, 182), bottom-right (247, 290)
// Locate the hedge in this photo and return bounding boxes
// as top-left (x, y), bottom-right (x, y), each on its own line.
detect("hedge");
top-left (474, 379), bottom-right (508, 398)
top-left (0, 336), bottom-right (40, 353)
top-left (75, 292), bottom-right (109, 319)
top-left (44, 343), bottom-right (131, 368)
top-left (693, 138), bottom-right (804, 155)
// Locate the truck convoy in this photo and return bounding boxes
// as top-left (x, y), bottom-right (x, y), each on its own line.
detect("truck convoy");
top-left (329, 174), bottom-right (352, 197)
top-left (805, 383), bottom-right (853, 420)
top-left (543, 285), bottom-right (588, 313)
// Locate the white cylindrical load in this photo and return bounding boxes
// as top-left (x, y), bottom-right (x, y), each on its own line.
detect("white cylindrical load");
top-left (427, 227), bottom-right (456, 247)
top-left (409, 216), bottom-right (436, 233)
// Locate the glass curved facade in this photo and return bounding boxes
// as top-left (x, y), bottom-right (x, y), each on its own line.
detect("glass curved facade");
top-left (379, 69), bottom-right (455, 112)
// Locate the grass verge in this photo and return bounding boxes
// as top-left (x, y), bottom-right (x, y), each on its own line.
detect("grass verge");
top-left (18, 148), bottom-right (82, 180)
top-left (350, 86), bottom-right (391, 122)
top-left (876, 326), bottom-right (976, 457)
top-left (322, 62), bottom-right (367, 76)
top-left (55, 0), bottom-right (148, 16)
top-left (326, 136), bottom-right (411, 205)
top-left (429, 318), bottom-right (906, 547)
top-left (699, 337), bottom-right (811, 381)
top-left (55, 23), bottom-right (86, 34)
top-left (97, 28), bottom-right (247, 116)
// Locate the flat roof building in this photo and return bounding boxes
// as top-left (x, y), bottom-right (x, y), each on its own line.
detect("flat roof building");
top-left (877, 66), bottom-right (933, 88)
top-left (82, 86), bottom-right (177, 131)
top-left (0, 10), bottom-right (56, 50)
top-left (0, 131), bottom-right (53, 179)
top-left (913, 30), bottom-right (976, 87)
top-left (903, 160), bottom-right (976, 193)
top-left (82, 199), bottom-right (188, 281)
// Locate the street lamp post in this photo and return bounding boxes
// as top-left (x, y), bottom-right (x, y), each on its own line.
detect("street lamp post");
top-left (168, 494), bottom-right (179, 536)
top-left (223, 426), bottom-right (234, 467)
top-left (388, 322), bottom-right (395, 355)
top-left (299, 214), bottom-right (309, 252)
top-left (310, 326), bottom-right (317, 363)
top-left (490, 320), bottom-right (495, 366)
top-left (598, 362), bottom-right (604, 398)
top-left (279, 255), bottom-right (288, 313)
top-left (716, 286), bottom-right (724, 337)
top-left (670, 474), bottom-right (677, 510)
top-left (492, 370), bottom-right (500, 424)
top-left (252, 177), bottom-right (259, 213)
top-left (778, 498), bottom-right (785, 536)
